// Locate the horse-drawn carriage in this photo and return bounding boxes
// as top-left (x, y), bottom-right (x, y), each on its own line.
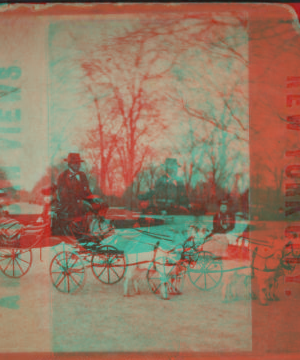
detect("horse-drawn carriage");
top-left (0, 195), bottom-right (296, 303)
top-left (0, 197), bottom-right (127, 294)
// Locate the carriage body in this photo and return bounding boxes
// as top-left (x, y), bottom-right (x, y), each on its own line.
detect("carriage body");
top-left (0, 206), bottom-right (127, 294)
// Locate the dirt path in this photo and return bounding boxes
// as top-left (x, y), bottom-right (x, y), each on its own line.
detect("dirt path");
top-left (0, 246), bottom-right (252, 353)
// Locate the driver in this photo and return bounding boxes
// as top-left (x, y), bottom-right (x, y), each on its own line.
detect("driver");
top-left (211, 199), bottom-right (237, 247)
top-left (57, 153), bottom-right (93, 221)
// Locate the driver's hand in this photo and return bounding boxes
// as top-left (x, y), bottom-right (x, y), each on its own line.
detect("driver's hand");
top-left (36, 217), bottom-right (44, 224)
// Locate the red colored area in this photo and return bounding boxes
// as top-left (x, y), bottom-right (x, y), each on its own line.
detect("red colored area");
top-left (289, 3), bottom-right (300, 21)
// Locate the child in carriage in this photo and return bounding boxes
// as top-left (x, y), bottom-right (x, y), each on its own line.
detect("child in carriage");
top-left (0, 189), bottom-right (46, 245)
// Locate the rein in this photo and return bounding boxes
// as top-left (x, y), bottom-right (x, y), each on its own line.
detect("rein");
top-left (134, 228), bottom-right (174, 242)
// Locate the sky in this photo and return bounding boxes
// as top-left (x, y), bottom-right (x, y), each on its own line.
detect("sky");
top-left (0, 14), bottom-right (249, 193)
top-left (47, 16), bottom-right (249, 194)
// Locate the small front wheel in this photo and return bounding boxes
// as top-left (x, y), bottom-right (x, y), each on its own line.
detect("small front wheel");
top-left (50, 251), bottom-right (86, 294)
top-left (91, 245), bottom-right (126, 285)
top-left (0, 249), bottom-right (32, 278)
top-left (188, 251), bottom-right (223, 291)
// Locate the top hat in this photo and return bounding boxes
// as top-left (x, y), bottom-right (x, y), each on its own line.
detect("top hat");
top-left (64, 153), bottom-right (84, 164)
top-left (165, 158), bottom-right (181, 168)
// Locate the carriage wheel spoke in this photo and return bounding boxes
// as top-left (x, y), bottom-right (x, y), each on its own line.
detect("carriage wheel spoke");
top-left (166, 265), bottom-right (176, 277)
top-left (204, 260), bottom-right (213, 269)
top-left (3, 258), bottom-right (12, 272)
top-left (98, 266), bottom-right (107, 279)
top-left (194, 272), bottom-right (204, 284)
top-left (65, 253), bottom-right (71, 268)
top-left (66, 273), bottom-right (70, 293)
top-left (108, 254), bottom-right (117, 262)
top-left (207, 273), bottom-right (217, 284)
top-left (204, 274), bottom-right (207, 289)
top-left (55, 272), bottom-right (65, 288)
top-left (68, 257), bottom-right (79, 270)
top-left (93, 256), bottom-right (106, 267)
top-left (69, 272), bottom-right (80, 287)
top-left (17, 257), bottom-right (30, 265)
top-left (15, 258), bottom-right (25, 275)
top-left (55, 258), bottom-right (64, 269)
top-left (69, 268), bottom-right (84, 274)
top-left (64, 251), bottom-right (68, 268)
top-left (111, 266), bottom-right (120, 279)
top-left (153, 282), bottom-right (162, 294)
top-left (107, 266), bottom-right (110, 283)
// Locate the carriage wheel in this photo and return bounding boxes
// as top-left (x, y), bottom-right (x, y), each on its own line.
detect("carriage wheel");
top-left (0, 249), bottom-right (32, 278)
top-left (147, 256), bottom-right (185, 300)
top-left (50, 251), bottom-right (86, 294)
top-left (91, 245), bottom-right (126, 285)
top-left (188, 251), bottom-right (223, 291)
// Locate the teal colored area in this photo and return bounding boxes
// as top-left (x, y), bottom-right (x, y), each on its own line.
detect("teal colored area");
top-left (0, 127), bottom-right (21, 134)
top-left (0, 109), bottom-right (21, 122)
top-left (0, 66), bottom-right (21, 80)
top-left (0, 166), bottom-right (21, 180)
top-left (0, 296), bottom-right (20, 309)
top-left (0, 85), bottom-right (21, 102)
top-left (5, 203), bottom-right (21, 214)
top-left (0, 138), bottom-right (21, 149)
top-left (172, 66), bottom-right (185, 82)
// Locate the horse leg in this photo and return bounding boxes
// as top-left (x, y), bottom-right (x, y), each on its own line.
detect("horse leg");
top-left (133, 268), bottom-right (143, 295)
top-left (124, 267), bottom-right (134, 296)
top-left (160, 282), bottom-right (169, 300)
top-left (244, 276), bottom-right (251, 300)
top-left (133, 279), bottom-right (140, 295)
top-left (222, 282), bottom-right (228, 302)
top-left (270, 272), bottom-right (280, 301)
top-left (257, 274), bottom-right (269, 306)
top-left (222, 273), bottom-right (232, 302)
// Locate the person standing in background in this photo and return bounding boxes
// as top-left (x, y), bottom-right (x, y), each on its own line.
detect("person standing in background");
top-left (154, 158), bottom-right (189, 214)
